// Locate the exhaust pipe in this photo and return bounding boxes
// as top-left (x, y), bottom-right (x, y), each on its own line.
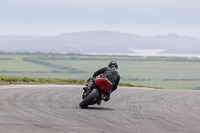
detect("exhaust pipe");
top-left (101, 94), bottom-right (107, 100)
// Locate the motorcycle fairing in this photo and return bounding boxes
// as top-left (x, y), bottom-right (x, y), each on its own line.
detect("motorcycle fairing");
top-left (95, 78), bottom-right (110, 93)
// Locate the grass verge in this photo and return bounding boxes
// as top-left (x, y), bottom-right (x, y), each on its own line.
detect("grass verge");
top-left (0, 75), bottom-right (86, 85)
top-left (0, 75), bottom-right (164, 89)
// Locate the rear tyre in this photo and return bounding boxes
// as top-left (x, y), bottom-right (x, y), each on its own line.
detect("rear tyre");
top-left (79, 89), bottom-right (99, 108)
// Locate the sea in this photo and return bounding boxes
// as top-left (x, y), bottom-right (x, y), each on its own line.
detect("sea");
top-left (85, 49), bottom-right (200, 58)
top-left (85, 53), bottom-right (200, 58)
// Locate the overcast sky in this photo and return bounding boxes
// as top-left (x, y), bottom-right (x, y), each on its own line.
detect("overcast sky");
top-left (0, 0), bottom-right (200, 38)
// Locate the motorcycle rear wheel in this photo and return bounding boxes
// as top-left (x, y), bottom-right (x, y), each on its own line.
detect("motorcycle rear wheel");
top-left (79, 89), bottom-right (99, 108)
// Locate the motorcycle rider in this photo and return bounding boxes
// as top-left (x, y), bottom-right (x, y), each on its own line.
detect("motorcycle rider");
top-left (92, 61), bottom-right (120, 103)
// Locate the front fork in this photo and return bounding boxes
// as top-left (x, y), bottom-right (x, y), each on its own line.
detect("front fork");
top-left (82, 90), bottom-right (90, 99)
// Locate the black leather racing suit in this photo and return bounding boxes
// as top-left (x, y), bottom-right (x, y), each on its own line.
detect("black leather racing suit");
top-left (92, 66), bottom-right (120, 93)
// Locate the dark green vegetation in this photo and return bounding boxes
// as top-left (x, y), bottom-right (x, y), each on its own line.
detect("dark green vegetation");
top-left (0, 52), bottom-right (200, 89)
top-left (0, 75), bottom-right (86, 84)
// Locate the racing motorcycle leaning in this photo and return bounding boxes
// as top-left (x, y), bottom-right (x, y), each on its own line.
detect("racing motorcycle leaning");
top-left (79, 77), bottom-right (111, 108)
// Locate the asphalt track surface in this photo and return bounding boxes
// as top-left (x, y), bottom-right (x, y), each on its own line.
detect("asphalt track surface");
top-left (0, 85), bottom-right (200, 133)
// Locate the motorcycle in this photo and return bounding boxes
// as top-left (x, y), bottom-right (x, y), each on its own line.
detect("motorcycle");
top-left (79, 77), bottom-right (110, 108)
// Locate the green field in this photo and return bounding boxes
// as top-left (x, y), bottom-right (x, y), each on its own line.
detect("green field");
top-left (0, 53), bottom-right (200, 90)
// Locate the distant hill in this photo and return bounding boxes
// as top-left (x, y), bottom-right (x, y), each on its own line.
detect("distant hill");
top-left (1, 31), bottom-right (200, 54)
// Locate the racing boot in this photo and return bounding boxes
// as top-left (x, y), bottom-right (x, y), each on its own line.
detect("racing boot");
top-left (104, 89), bottom-right (112, 102)
top-left (104, 92), bottom-right (110, 102)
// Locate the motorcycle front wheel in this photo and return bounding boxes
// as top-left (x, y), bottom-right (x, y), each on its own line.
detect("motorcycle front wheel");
top-left (79, 88), bottom-right (100, 109)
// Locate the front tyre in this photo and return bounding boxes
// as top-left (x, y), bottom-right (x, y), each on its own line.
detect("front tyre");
top-left (79, 89), bottom-right (99, 108)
